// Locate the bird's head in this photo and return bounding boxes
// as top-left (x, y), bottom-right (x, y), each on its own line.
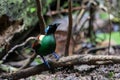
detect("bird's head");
top-left (45, 23), bottom-right (60, 35)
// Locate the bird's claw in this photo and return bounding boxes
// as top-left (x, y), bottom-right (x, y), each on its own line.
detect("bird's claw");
top-left (52, 52), bottom-right (60, 61)
top-left (40, 56), bottom-right (51, 69)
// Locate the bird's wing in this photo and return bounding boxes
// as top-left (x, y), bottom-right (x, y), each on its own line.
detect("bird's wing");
top-left (32, 35), bottom-right (44, 49)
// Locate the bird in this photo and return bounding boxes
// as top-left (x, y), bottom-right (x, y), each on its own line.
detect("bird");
top-left (32, 23), bottom-right (60, 68)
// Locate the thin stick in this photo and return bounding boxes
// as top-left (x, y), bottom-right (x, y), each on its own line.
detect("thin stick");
top-left (56, 0), bottom-right (60, 11)
top-left (88, 2), bottom-right (96, 43)
top-left (46, 6), bottom-right (87, 16)
top-left (56, 0), bottom-right (62, 17)
top-left (65, 0), bottom-right (73, 56)
top-left (2, 37), bottom-right (37, 63)
top-left (19, 53), bottom-right (37, 70)
top-left (106, 0), bottom-right (112, 54)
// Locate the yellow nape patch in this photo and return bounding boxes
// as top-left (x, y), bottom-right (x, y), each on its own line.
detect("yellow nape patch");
top-left (38, 35), bottom-right (45, 41)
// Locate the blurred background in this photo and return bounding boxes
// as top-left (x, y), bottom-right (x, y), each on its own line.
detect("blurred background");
top-left (0, 0), bottom-right (120, 79)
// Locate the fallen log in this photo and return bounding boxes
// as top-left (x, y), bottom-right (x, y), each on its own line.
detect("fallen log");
top-left (1, 54), bottom-right (120, 79)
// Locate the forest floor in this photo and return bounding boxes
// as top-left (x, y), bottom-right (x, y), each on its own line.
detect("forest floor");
top-left (23, 48), bottom-right (120, 80)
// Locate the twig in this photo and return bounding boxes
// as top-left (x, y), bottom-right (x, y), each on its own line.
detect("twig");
top-left (46, 6), bottom-right (87, 16)
top-left (65, 0), bottom-right (73, 56)
top-left (73, 6), bottom-right (86, 31)
top-left (35, 0), bottom-right (46, 34)
top-left (19, 53), bottom-right (37, 70)
top-left (0, 64), bottom-right (18, 72)
top-left (2, 37), bottom-right (37, 63)
top-left (56, 0), bottom-right (62, 18)
top-left (88, 1), bottom-right (96, 43)
top-left (79, 17), bottom-right (89, 32)
top-left (47, 5), bottom-right (53, 20)
top-left (72, 18), bottom-right (89, 53)
top-left (1, 54), bottom-right (120, 79)
top-left (56, 0), bottom-right (60, 11)
top-left (105, 0), bottom-right (112, 54)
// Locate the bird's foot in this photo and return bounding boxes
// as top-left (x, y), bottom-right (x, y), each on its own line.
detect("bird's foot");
top-left (40, 56), bottom-right (51, 69)
top-left (42, 58), bottom-right (55, 73)
top-left (52, 52), bottom-right (60, 61)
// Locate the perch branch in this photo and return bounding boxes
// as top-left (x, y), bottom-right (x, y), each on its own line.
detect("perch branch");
top-left (1, 54), bottom-right (120, 79)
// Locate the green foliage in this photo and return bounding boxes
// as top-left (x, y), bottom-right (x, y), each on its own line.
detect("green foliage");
top-left (0, 0), bottom-right (38, 27)
top-left (0, 64), bottom-right (18, 72)
top-left (108, 71), bottom-right (114, 78)
top-left (34, 58), bottom-right (42, 64)
top-left (0, 0), bottom-right (54, 27)
top-left (62, 2), bottom-right (68, 8)
top-left (112, 18), bottom-right (120, 23)
top-left (24, 48), bottom-right (31, 54)
top-left (0, 48), bottom-right (3, 52)
top-left (31, 76), bottom-right (36, 80)
top-left (0, 0), bottom-right (7, 16)
top-left (96, 32), bottom-right (120, 45)
top-left (72, 1), bottom-right (80, 7)
top-left (46, 0), bottom-right (53, 6)
top-left (62, 1), bottom-right (80, 8)
top-left (30, 7), bottom-right (36, 13)
top-left (99, 12), bottom-right (109, 20)
top-left (42, 0), bottom-right (54, 14)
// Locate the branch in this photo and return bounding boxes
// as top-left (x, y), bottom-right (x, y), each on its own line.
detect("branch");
top-left (19, 53), bottom-right (37, 70)
top-left (56, 0), bottom-right (60, 11)
top-left (46, 6), bottom-right (87, 16)
top-left (65, 0), bottom-right (73, 56)
top-left (2, 37), bottom-right (37, 63)
top-left (35, 0), bottom-right (46, 34)
top-left (1, 54), bottom-right (120, 79)
top-left (88, 2), bottom-right (96, 43)
top-left (0, 64), bottom-right (18, 72)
